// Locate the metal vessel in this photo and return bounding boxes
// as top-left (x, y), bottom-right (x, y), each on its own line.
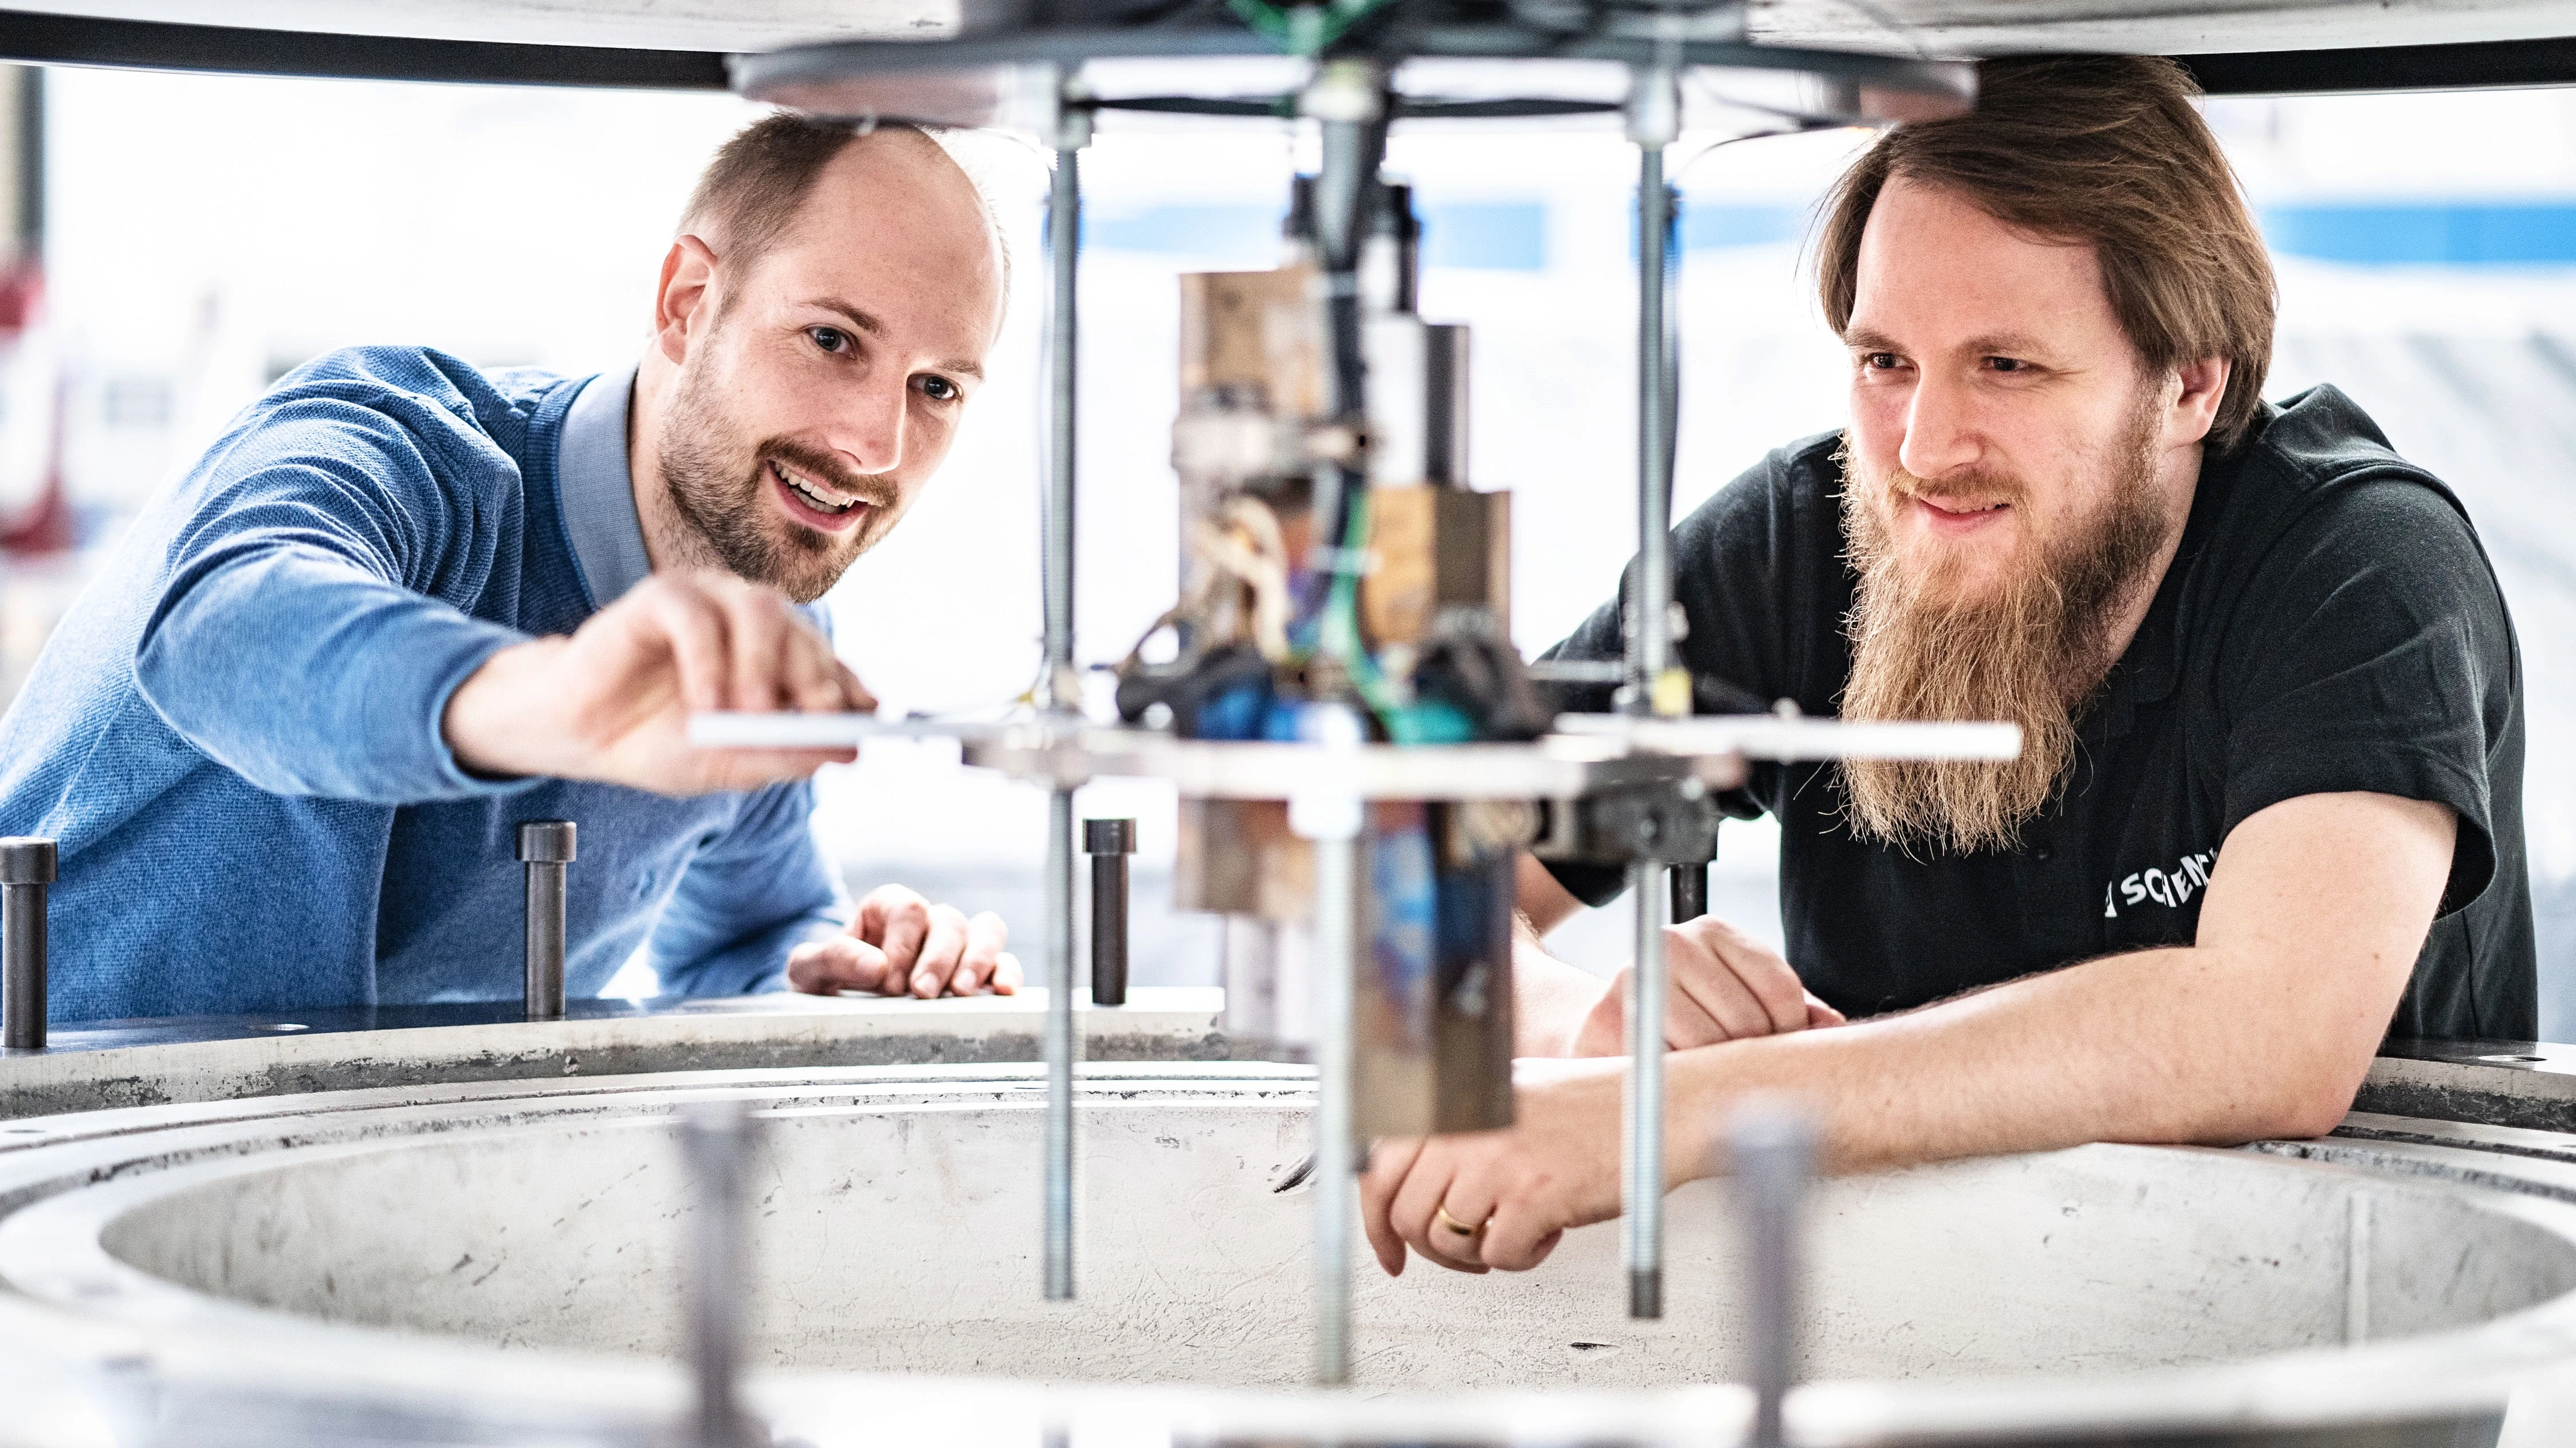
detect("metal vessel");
top-left (1, 1011), bottom-right (2574, 1445)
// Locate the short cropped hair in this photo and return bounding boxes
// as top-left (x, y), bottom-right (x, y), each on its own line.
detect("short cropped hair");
top-left (1816, 56), bottom-right (2277, 452)
top-left (679, 112), bottom-right (1008, 301)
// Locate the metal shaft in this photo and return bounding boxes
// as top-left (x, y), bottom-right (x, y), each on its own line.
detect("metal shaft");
top-left (1671, 862), bottom-right (1709, 923)
top-left (1624, 65), bottom-right (1683, 1321)
top-left (1039, 85), bottom-right (1090, 1304)
top-left (1044, 141), bottom-right (1081, 700)
top-left (1044, 789), bottom-right (1077, 1300)
top-left (1629, 125), bottom-right (1678, 715)
top-left (1731, 1101), bottom-right (1818, 1448)
top-left (0, 837), bottom-right (53, 1053)
top-left (1086, 818), bottom-right (1134, 1007)
top-left (517, 821), bottom-right (575, 1023)
top-left (1625, 858), bottom-right (1668, 1318)
top-left (681, 1100), bottom-right (760, 1448)
top-left (1309, 818), bottom-right (1360, 1386)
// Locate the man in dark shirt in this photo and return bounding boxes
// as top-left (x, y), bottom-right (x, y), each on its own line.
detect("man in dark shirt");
top-left (1360, 55), bottom-right (2530, 1279)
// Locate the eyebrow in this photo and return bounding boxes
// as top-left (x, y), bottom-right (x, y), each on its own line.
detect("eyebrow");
top-left (807, 296), bottom-right (987, 381)
top-left (1840, 326), bottom-right (2054, 362)
top-left (1958, 331), bottom-right (2053, 359)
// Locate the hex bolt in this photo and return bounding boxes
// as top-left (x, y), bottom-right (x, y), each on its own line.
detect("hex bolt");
top-left (679, 1099), bottom-right (763, 1448)
top-left (1085, 817), bottom-right (1136, 1007)
top-left (517, 821), bottom-right (575, 1023)
top-left (0, 837), bottom-right (53, 1051)
top-left (1729, 1098), bottom-right (1817, 1448)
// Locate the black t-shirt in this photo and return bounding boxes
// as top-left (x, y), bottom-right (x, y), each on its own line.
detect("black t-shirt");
top-left (1542, 385), bottom-right (2535, 1041)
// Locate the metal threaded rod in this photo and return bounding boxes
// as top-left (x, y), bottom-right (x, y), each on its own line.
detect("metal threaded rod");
top-left (1624, 62), bottom-right (1682, 1321)
top-left (1629, 118), bottom-right (1678, 716)
top-left (1731, 1100), bottom-right (1819, 1448)
top-left (1625, 858), bottom-right (1668, 1318)
top-left (1043, 789), bottom-right (1077, 1301)
top-left (1039, 81), bottom-right (1090, 1305)
top-left (1306, 811), bottom-right (1361, 1385)
top-left (0, 837), bottom-right (54, 1051)
top-left (680, 1099), bottom-right (761, 1448)
top-left (517, 821), bottom-right (574, 1023)
top-left (1085, 818), bottom-right (1134, 1007)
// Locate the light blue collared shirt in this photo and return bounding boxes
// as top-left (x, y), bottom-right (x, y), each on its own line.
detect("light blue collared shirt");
top-left (0, 347), bottom-right (841, 1019)
top-left (556, 365), bottom-right (654, 609)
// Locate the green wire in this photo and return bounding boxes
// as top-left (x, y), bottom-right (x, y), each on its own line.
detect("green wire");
top-left (1223, 0), bottom-right (1399, 55)
top-left (1320, 490), bottom-right (1412, 733)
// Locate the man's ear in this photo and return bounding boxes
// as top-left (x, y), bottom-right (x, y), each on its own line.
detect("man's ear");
top-left (2169, 356), bottom-right (2230, 445)
top-left (654, 235), bottom-right (721, 367)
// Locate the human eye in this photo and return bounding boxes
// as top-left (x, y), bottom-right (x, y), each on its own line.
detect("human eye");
top-left (1858, 351), bottom-right (1904, 373)
top-left (807, 325), bottom-right (852, 355)
top-left (1984, 355), bottom-right (2030, 374)
top-left (915, 374), bottom-right (961, 402)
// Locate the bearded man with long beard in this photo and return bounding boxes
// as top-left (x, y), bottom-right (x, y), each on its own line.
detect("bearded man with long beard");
top-left (0, 115), bottom-right (1022, 1019)
top-left (1361, 54), bottom-right (2532, 1281)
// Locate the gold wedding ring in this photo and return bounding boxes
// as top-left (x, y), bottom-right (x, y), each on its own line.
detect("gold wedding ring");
top-left (1434, 1206), bottom-right (1487, 1238)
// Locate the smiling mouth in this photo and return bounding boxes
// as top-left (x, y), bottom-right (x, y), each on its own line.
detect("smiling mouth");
top-left (762, 456), bottom-right (886, 536)
top-left (1917, 496), bottom-right (2009, 516)
top-left (769, 459), bottom-right (866, 516)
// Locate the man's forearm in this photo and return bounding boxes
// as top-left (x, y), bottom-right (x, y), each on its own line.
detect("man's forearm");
top-left (1658, 941), bottom-right (2380, 1180)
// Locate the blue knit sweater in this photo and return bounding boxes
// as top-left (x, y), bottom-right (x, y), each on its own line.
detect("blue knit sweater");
top-left (0, 347), bottom-right (842, 1022)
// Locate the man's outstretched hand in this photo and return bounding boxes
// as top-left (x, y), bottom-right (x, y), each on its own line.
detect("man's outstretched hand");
top-left (443, 570), bottom-right (873, 795)
top-left (1360, 1060), bottom-right (1640, 1277)
top-left (1569, 915), bottom-right (1844, 1056)
top-left (787, 884), bottom-right (1023, 998)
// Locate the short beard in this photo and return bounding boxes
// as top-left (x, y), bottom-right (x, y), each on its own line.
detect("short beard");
top-left (655, 360), bottom-right (897, 605)
top-left (1835, 402), bottom-right (2168, 854)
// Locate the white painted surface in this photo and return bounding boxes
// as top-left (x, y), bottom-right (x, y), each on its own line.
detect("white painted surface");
top-left (3, 1067), bottom-right (2576, 1442)
top-left (70, 1084), bottom-right (2576, 1385)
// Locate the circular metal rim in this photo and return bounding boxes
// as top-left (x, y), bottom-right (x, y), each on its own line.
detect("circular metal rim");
top-left (2, 1066), bottom-right (2574, 1444)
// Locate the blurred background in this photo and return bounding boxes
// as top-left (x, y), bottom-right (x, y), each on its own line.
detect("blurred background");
top-left (4, 64), bottom-right (2569, 1025)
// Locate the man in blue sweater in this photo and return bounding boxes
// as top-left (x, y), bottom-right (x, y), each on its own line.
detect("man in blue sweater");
top-left (0, 115), bottom-right (1019, 1021)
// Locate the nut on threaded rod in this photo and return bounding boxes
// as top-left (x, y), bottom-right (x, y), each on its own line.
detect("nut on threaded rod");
top-left (0, 837), bottom-right (53, 1051)
top-left (1085, 818), bottom-right (1135, 1007)
top-left (517, 821), bottom-right (575, 1023)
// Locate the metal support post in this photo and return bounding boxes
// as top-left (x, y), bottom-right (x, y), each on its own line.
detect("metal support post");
top-left (517, 821), bottom-right (574, 1022)
top-left (0, 837), bottom-right (53, 1051)
top-left (1625, 858), bottom-right (1667, 1317)
top-left (1624, 60), bottom-right (1683, 1322)
top-left (1085, 818), bottom-right (1134, 1006)
top-left (1628, 67), bottom-right (1680, 721)
top-left (1040, 73), bottom-right (1091, 1304)
top-left (1043, 788), bottom-right (1077, 1302)
top-left (1730, 1100), bottom-right (1817, 1448)
top-left (1293, 771), bottom-right (1365, 1387)
top-left (680, 1099), bottom-right (761, 1448)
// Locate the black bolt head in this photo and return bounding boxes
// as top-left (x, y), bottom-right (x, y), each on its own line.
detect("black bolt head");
top-left (517, 821), bottom-right (577, 864)
top-left (0, 837), bottom-right (56, 886)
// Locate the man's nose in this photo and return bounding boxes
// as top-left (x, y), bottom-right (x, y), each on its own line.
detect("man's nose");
top-left (832, 372), bottom-right (911, 477)
top-left (1896, 371), bottom-right (1981, 481)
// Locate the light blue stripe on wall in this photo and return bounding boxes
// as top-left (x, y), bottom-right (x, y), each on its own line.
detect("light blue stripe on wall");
top-left (1670, 200), bottom-right (2576, 266)
top-left (2261, 203), bottom-right (2576, 265)
top-left (1085, 198), bottom-right (2576, 270)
